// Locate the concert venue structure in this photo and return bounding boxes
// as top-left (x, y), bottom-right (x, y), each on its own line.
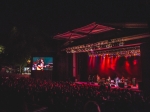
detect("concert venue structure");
top-left (1, 22), bottom-right (150, 112)
top-left (54, 22), bottom-right (150, 95)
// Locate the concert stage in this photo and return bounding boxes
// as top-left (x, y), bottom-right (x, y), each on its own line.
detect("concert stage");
top-left (74, 81), bottom-right (140, 92)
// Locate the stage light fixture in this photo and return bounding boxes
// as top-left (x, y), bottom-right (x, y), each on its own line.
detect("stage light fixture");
top-left (119, 42), bottom-right (124, 46)
top-left (87, 46), bottom-right (140, 57)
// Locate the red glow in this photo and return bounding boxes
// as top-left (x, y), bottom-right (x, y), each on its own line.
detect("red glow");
top-left (125, 61), bottom-right (130, 67)
top-left (89, 57), bottom-right (92, 66)
top-left (54, 22), bottom-right (115, 40)
top-left (92, 56), bottom-right (96, 68)
top-left (133, 60), bottom-right (137, 65)
top-left (125, 60), bottom-right (132, 75)
top-left (101, 56), bottom-right (106, 70)
top-left (88, 56), bottom-right (141, 79)
top-left (73, 22), bottom-right (96, 33)
top-left (53, 31), bottom-right (86, 40)
top-left (73, 22), bottom-right (115, 34)
top-left (110, 56), bottom-right (117, 70)
top-left (106, 56), bottom-right (110, 69)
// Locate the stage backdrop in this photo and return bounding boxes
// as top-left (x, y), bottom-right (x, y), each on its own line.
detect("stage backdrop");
top-left (88, 55), bottom-right (142, 81)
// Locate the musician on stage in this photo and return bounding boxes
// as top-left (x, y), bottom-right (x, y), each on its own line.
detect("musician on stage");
top-left (107, 76), bottom-right (111, 83)
top-left (106, 76), bottom-right (111, 90)
top-left (97, 74), bottom-right (100, 84)
top-left (121, 76), bottom-right (125, 82)
top-left (88, 75), bottom-right (91, 83)
top-left (105, 76), bottom-right (111, 86)
top-left (115, 76), bottom-right (120, 86)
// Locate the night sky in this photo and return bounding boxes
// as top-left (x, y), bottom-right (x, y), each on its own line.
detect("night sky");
top-left (0, 0), bottom-right (150, 43)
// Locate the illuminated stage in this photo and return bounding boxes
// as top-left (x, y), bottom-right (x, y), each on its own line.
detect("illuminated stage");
top-left (74, 81), bottom-right (140, 92)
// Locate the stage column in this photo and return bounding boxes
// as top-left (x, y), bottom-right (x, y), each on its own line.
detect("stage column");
top-left (73, 53), bottom-right (77, 81)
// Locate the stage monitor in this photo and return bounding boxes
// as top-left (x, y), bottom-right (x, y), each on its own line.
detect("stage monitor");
top-left (32, 57), bottom-right (53, 71)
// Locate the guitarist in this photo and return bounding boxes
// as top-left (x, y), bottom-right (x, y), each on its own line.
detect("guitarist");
top-left (37, 58), bottom-right (45, 70)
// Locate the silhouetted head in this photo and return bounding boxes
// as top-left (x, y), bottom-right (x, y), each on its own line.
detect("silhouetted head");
top-left (84, 101), bottom-right (101, 112)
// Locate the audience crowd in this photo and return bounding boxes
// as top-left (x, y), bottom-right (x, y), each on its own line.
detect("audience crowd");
top-left (0, 76), bottom-right (150, 112)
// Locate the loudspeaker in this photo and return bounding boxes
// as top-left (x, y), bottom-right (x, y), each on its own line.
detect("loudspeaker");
top-left (138, 81), bottom-right (143, 90)
top-left (111, 85), bottom-right (115, 87)
top-left (118, 82), bottom-right (124, 88)
top-left (127, 86), bottom-right (131, 88)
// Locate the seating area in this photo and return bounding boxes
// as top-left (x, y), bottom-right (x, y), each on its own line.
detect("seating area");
top-left (0, 76), bottom-right (150, 112)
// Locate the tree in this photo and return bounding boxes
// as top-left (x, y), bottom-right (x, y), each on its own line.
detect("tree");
top-left (4, 25), bottom-right (55, 73)
top-left (0, 45), bottom-right (5, 71)
top-left (0, 45), bottom-right (5, 54)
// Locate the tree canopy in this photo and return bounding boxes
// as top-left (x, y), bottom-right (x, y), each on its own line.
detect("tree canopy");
top-left (2, 25), bottom-right (58, 68)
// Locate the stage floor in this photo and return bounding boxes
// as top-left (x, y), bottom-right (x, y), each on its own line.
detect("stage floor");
top-left (74, 82), bottom-right (140, 92)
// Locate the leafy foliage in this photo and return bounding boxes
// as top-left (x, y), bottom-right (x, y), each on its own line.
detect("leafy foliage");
top-left (3, 25), bottom-right (55, 69)
top-left (0, 45), bottom-right (5, 54)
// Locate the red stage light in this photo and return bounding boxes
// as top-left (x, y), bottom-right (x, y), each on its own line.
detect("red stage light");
top-left (133, 60), bottom-right (137, 65)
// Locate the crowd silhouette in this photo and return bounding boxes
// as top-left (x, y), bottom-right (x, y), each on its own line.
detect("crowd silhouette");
top-left (0, 76), bottom-right (150, 112)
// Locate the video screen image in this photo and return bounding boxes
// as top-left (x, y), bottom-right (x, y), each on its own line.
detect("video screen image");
top-left (32, 57), bottom-right (53, 71)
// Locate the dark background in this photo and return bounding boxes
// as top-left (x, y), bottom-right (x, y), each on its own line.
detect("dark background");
top-left (0, 0), bottom-right (150, 44)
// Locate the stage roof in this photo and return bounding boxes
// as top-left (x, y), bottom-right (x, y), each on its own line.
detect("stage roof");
top-left (53, 22), bottom-right (115, 40)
